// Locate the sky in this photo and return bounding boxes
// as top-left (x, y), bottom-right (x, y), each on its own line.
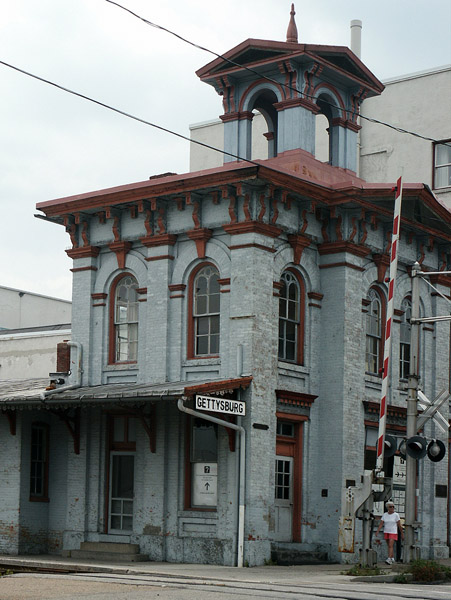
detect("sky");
top-left (1, 0), bottom-right (450, 301)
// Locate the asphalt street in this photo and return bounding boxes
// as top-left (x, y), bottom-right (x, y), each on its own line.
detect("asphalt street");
top-left (2, 571), bottom-right (451, 600)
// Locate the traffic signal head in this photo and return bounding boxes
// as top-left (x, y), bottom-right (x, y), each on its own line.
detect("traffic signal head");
top-left (384, 435), bottom-right (397, 458)
top-left (427, 439), bottom-right (446, 462)
top-left (406, 436), bottom-right (427, 459)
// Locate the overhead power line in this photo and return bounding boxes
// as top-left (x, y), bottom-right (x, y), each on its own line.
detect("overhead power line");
top-left (0, 59), bottom-right (261, 168)
top-left (105, 0), bottom-right (450, 147)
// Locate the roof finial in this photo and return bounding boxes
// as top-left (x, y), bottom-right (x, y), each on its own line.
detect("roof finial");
top-left (286, 3), bottom-right (298, 43)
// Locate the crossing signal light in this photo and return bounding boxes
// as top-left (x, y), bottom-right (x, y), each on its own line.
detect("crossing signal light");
top-left (384, 435), bottom-right (397, 458)
top-left (406, 436), bottom-right (427, 459)
top-left (427, 439), bottom-right (446, 462)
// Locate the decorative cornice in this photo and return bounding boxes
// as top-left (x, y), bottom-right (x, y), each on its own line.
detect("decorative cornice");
top-left (276, 389), bottom-right (317, 408)
top-left (187, 228), bottom-right (213, 259)
top-left (219, 111), bottom-right (254, 123)
top-left (109, 240), bottom-right (132, 270)
top-left (318, 241), bottom-right (370, 258)
top-left (140, 234), bottom-right (177, 247)
top-left (223, 221), bottom-right (282, 238)
top-left (274, 97), bottom-right (320, 113)
top-left (66, 246), bottom-right (100, 259)
top-left (331, 117), bottom-right (362, 132)
top-left (363, 400), bottom-right (407, 420)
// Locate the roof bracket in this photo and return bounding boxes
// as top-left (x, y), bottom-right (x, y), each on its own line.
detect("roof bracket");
top-left (50, 407), bottom-right (80, 454)
top-left (129, 405), bottom-right (156, 453)
top-left (2, 410), bottom-right (16, 436)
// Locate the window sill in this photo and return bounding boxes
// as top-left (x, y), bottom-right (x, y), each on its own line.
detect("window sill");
top-left (104, 363), bottom-right (139, 371)
top-left (278, 361), bottom-right (308, 374)
top-left (183, 357), bottom-right (221, 366)
top-left (179, 509), bottom-right (218, 517)
top-left (365, 374), bottom-right (382, 388)
top-left (29, 496), bottom-right (50, 503)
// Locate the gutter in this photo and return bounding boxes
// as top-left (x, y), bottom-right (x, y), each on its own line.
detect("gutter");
top-left (178, 395), bottom-right (246, 568)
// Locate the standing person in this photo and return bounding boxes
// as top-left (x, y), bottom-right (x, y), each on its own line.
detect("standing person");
top-left (375, 501), bottom-right (404, 564)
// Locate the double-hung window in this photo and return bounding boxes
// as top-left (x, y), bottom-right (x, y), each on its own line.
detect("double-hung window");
top-left (191, 265), bottom-right (220, 357)
top-left (278, 270), bottom-right (304, 364)
top-left (110, 274), bottom-right (138, 363)
top-left (366, 287), bottom-right (385, 375)
top-left (434, 141), bottom-right (451, 189)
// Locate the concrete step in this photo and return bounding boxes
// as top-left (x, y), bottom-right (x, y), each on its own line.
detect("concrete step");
top-left (70, 549), bottom-right (149, 563)
top-left (271, 543), bottom-right (330, 566)
top-left (80, 542), bottom-right (140, 554)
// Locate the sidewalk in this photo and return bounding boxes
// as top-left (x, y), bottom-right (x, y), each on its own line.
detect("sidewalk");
top-left (0, 553), bottom-right (430, 585)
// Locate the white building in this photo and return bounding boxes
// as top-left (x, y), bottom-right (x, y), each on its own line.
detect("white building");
top-left (0, 286), bottom-right (71, 379)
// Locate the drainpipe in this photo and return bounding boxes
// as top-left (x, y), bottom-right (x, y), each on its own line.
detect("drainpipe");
top-left (178, 396), bottom-right (246, 567)
top-left (40, 341), bottom-right (83, 401)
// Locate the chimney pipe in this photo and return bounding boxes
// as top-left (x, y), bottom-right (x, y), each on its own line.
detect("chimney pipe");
top-left (350, 19), bottom-right (362, 58)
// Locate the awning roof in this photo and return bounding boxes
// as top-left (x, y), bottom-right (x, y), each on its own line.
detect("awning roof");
top-left (0, 377), bottom-right (253, 410)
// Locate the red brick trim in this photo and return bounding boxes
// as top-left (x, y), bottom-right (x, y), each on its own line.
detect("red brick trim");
top-left (287, 234), bottom-right (311, 264)
top-left (109, 241), bottom-right (133, 270)
top-left (319, 261), bottom-right (364, 272)
top-left (318, 241), bottom-right (370, 258)
top-left (71, 266), bottom-right (98, 273)
top-left (223, 222), bottom-right (282, 237)
top-left (187, 228), bottom-right (213, 259)
top-left (230, 243), bottom-right (276, 253)
top-left (276, 390), bottom-right (317, 408)
top-left (184, 376), bottom-right (253, 397)
top-left (145, 254), bottom-right (174, 261)
top-left (66, 246), bottom-right (100, 259)
top-left (141, 234), bottom-right (177, 247)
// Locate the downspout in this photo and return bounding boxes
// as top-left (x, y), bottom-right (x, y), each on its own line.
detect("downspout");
top-left (40, 341), bottom-right (83, 401)
top-left (178, 396), bottom-right (246, 567)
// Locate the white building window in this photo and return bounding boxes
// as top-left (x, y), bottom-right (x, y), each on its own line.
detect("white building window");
top-left (434, 141), bottom-right (451, 189)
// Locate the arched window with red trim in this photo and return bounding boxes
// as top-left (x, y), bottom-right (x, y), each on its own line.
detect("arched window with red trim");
top-left (188, 263), bottom-right (220, 358)
top-left (365, 286), bottom-right (386, 375)
top-left (278, 269), bottom-right (305, 364)
top-left (109, 274), bottom-right (139, 364)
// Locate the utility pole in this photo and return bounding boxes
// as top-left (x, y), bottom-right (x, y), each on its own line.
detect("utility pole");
top-left (404, 261), bottom-right (421, 563)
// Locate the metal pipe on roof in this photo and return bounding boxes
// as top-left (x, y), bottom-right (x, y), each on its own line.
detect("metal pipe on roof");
top-left (350, 19), bottom-right (362, 58)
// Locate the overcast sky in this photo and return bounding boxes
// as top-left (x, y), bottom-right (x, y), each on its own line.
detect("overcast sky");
top-left (1, 0), bottom-right (450, 301)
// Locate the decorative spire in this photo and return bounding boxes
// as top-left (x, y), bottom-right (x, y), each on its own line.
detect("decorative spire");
top-left (286, 3), bottom-right (298, 43)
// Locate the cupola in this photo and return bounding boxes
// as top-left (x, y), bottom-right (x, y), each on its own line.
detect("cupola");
top-left (196, 5), bottom-right (384, 174)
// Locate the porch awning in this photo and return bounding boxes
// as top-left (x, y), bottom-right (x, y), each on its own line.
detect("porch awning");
top-left (0, 376), bottom-right (253, 410)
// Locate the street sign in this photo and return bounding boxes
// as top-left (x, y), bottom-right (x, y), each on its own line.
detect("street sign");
top-left (195, 394), bottom-right (246, 416)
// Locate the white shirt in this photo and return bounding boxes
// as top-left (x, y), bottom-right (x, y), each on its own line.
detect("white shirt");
top-left (381, 511), bottom-right (400, 534)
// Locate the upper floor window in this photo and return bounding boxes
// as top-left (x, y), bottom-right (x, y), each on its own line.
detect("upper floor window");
top-left (366, 287), bottom-right (385, 375)
top-left (110, 274), bottom-right (138, 363)
top-left (278, 270), bottom-right (305, 364)
top-left (399, 297), bottom-right (412, 380)
top-left (434, 141), bottom-right (451, 189)
top-left (189, 264), bottom-right (220, 357)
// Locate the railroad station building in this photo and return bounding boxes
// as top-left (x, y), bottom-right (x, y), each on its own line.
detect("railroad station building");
top-left (1, 9), bottom-right (450, 566)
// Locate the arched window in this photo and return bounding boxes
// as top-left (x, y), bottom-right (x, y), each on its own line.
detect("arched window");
top-left (278, 270), bottom-right (305, 364)
top-left (366, 287), bottom-right (385, 375)
top-left (399, 297), bottom-right (412, 379)
top-left (109, 274), bottom-right (139, 363)
top-left (189, 264), bottom-right (220, 357)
